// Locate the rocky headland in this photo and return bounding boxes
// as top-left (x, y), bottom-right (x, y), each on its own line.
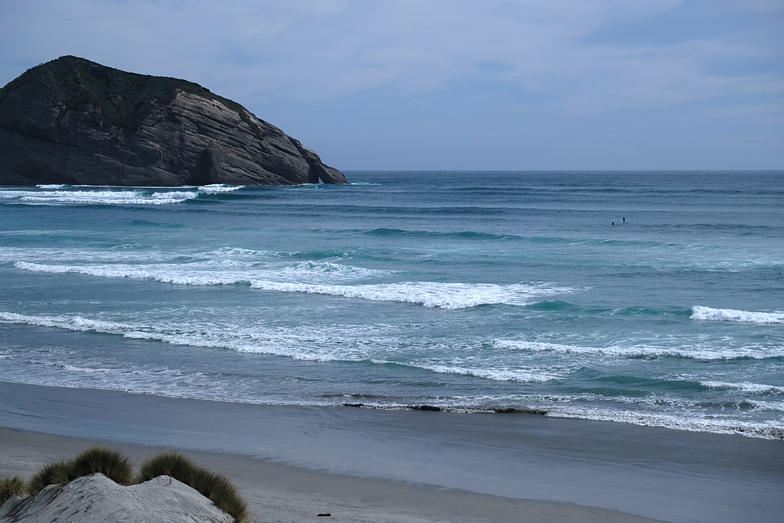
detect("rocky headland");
top-left (0, 56), bottom-right (347, 186)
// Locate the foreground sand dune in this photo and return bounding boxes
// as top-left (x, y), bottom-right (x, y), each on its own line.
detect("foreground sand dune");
top-left (1, 473), bottom-right (232, 523)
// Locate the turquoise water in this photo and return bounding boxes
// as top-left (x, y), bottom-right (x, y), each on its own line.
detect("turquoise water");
top-left (1, 171), bottom-right (783, 439)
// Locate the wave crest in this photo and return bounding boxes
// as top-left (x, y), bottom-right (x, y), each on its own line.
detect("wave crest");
top-left (691, 306), bottom-right (784, 324)
top-left (493, 339), bottom-right (784, 361)
top-left (14, 261), bottom-right (570, 309)
top-left (197, 184), bottom-right (244, 194)
top-left (0, 188), bottom-right (198, 205)
top-left (0, 184), bottom-right (242, 205)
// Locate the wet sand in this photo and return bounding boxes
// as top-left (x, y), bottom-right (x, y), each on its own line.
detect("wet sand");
top-left (1, 381), bottom-right (783, 522)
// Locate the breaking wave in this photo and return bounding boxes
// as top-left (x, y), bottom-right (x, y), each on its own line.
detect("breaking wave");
top-left (14, 261), bottom-right (571, 309)
top-left (247, 280), bottom-right (571, 309)
top-left (14, 260), bottom-right (386, 286)
top-left (492, 339), bottom-right (784, 361)
top-left (691, 306), bottom-right (784, 324)
top-left (0, 184), bottom-right (244, 205)
top-left (196, 184), bottom-right (244, 194)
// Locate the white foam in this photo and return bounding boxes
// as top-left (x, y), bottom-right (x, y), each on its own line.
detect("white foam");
top-left (14, 259), bottom-right (387, 286)
top-left (0, 311), bottom-right (134, 335)
top-left (197, 184), bottom-right (244, 194)
top-left (0, 310), bottom-right (551, 377)
top-left (0, 309), bottom-right (556, 383)
top-left (2, 310), bottom-right (782, 439)
top-left (418, 364), bottom-right (557, 382)
top-left (13, 260), bottom-right (569, 308)
top-left (543, 404), bottom-right (784, 440)
top-left (0, 248), bottom-right (174, 264)
top-left (691, 306), bottom-right (784, 324)
top-left (268, 261), bottom-right (389, 281)
top-left (214, 247), bottom-right (270, 256)
top-left (15, 261), bottom-right (251, 286)
top-left (0, 311), bottom-right (391, 366)
top-left (53, 363), bottom-right (112, 374)
top-left (147, 191), bottom-right (199, 201)
top-left (493, 338), bottom-right (784, 361)
top-left (35, 184), bottom-right (67, 189)
top-left (0, 188), bottom-right (199, 205)
top-left (701, 381), bottom-right (784, 395)
top-left (248, 281), bottom-right (570, 309)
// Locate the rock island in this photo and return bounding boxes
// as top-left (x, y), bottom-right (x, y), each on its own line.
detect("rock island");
top-left (0, 56), bottom-right (347, 186)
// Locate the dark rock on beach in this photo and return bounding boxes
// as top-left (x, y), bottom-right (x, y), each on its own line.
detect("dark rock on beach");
top-left (409, 405), bottom-right (442, 412)
top-left (0, 56), bottom-right (348, 186)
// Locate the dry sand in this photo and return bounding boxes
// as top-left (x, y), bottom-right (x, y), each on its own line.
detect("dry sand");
top-left (2, 381), bottom-right (783, 523)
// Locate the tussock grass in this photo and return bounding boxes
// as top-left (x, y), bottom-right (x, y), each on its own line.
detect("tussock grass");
top-left (3, 447), bottom-right (251, 521)
top-left (137, 452), bottom-right (193, 482)
top-left (70, 447), bottom-right (134, 486)
top-left (139, 452), bottom-right (249, 523)
top-left (27, 447), bottom-right (134, 495)
top-left (26, 460), bottom-right (72, 496)
top-left (0, 477), bottom-right (26, 505)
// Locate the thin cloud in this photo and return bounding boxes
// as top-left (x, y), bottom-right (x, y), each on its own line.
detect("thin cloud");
top-left (0, 0), bottom-right (781, 169)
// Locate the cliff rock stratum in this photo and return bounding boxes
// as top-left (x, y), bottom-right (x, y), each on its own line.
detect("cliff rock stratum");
top-left (0, 56), bottom-right (347, 186)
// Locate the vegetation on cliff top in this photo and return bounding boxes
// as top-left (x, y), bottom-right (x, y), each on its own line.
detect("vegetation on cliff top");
top-left (0, 56), bottom-right (248, 131)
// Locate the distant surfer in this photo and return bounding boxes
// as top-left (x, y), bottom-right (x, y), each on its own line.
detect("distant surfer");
top-left (623, 217), bottom-right (626, 223)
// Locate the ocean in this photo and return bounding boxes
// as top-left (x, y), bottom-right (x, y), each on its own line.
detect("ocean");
top-left (1, 171), bottom-right (782, 440)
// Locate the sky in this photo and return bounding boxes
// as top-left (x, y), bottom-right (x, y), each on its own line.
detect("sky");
top-left (1, 0), bottom-right (782, 170)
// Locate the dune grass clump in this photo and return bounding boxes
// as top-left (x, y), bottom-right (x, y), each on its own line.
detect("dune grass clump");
top-left (5, 447), bottom-right (251, 521)
top-left (26, 446), bottom-right (134, 496)
top-left (138, 452), bottom-right (249, 523)
top-left (137, 452), bottom-right (193, 482)
top-left (26, 460), bottom-right (73, 496)
top-left (0, 476), bottom-right (26, 505)
top-left (69, 447), bottom-right (134, 486)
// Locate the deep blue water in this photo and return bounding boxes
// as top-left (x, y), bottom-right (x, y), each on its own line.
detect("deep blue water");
top-left (1, 171), bottom-right (783, 439)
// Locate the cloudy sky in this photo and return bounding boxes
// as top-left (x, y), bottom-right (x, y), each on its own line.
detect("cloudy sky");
top-left (1, 0), bottom-right (782, 170)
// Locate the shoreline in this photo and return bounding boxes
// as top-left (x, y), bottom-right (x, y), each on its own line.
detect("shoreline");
top-left (1, 381), bottom-right (783, 522)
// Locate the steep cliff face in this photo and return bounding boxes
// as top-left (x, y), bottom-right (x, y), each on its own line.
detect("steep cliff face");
top-left (0, 56), bottom-right (348, 186)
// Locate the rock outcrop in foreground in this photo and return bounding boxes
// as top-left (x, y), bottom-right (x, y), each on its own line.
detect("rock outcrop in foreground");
top-left (0, 473), bottom-right (234, 523)
top-left (0, 56), bottom-right (347, 186)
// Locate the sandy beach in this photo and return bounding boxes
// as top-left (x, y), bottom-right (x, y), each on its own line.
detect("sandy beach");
top-left (1, 381), bottom-right (783, 523)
